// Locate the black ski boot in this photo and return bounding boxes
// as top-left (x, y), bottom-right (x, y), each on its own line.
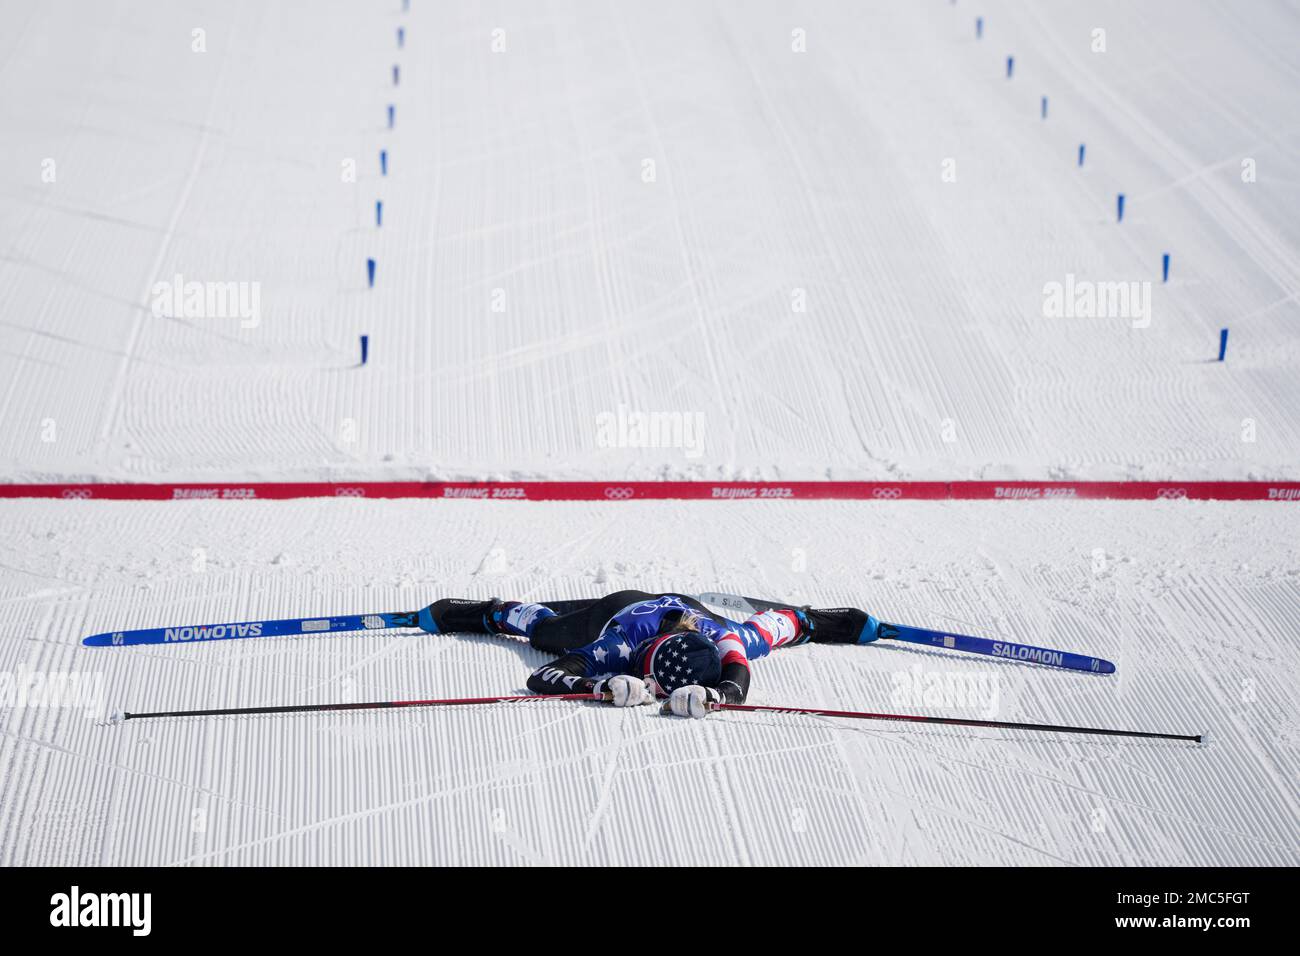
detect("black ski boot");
top-left (795, 606), bottom-right (874, 645)
top-left (417, 598), bottom-right (502, 635)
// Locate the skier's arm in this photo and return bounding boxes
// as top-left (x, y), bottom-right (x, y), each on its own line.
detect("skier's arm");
top-left (711, 607), bottom-right (803, 699)
top-left (526, 631), bottom-right (626, 696)
top-left (716, 659), bottom-right (750, 704)
top-left (711, 630), bottom-right (753, 704)
top-left (526, 653), bottom-right (599, 695)
top-left (677, 608), bottom-right (803, 715)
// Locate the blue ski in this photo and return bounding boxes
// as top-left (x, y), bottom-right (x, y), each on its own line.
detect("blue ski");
top-left (873, 620), bottom-right (1115, 673)
top-left (83, 611), bottom-right (420, 647)
top-left (80, 598), bottom-right (609, 648)
top-left (697, 591), bottom-right (1115, 674)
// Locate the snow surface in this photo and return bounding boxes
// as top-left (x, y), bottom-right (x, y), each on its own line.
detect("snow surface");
top-left (1, 0), bottom-right (1298, 482)
top-left (1, 499), bottom-right (1297, 865)
top-left (1, 1), bottom-right (1298, 866)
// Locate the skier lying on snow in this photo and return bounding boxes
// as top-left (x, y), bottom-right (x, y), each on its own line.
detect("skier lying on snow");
top-left (417, 591), bottom-right (871, 718)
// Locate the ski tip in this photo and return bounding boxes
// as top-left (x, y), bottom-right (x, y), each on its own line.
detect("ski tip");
top-left (1097, 659), bottom-right (1117, 675)
top-left (83, 633), bottom-right (114, 647)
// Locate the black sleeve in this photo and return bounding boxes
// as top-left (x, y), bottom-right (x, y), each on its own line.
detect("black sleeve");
top-left (716, 661), bottom-right (750, 704)
top-left (527, 652), bottom-right (600, 696)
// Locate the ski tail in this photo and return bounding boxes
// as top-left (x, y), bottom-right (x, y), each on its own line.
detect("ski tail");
top-left (697, 591), bottom-right (1115, 674)
top-left (83, 611), bottom-right (420, 647)
top-left (697, 592), bottom-right (769, 617)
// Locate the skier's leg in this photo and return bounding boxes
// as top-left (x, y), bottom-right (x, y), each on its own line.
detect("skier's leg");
top-left (795, 606), bottom-right (874, 645)
top-left (534, 599), bottom-right (597, 616)
top-left (529, 590), bottom-right (658, 653)
top-left (418, 595), bottom-right (616, 635)
top-left (417, 597), bottom-right (584, 642)
top-left (525, 610), bottom-right (591, 654)
top-left (418, 591), bottom-right (667, 651)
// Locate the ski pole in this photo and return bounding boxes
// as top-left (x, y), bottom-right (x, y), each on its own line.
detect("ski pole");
top-left (662, 700), bottom-right (1202, 743)
top-left (117, 692), bottom-right (610, 722)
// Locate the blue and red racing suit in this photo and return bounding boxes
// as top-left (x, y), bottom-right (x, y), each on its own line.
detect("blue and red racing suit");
top-left (502, 591), bottom-right (807, 703)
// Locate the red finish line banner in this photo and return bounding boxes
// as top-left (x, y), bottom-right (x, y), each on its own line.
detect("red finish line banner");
top-left (1, 481), bottom-right (1298, 501)
top-left (949, 481), bottom-right (1300, 501)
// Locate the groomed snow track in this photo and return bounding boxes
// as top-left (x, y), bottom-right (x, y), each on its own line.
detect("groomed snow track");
top-left (1, 1), bottom-right (1298, 866)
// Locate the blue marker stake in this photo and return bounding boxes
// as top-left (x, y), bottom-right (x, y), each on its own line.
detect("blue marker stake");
top-left (1117, 193), bottom-right (1125, 222)
top-left (1078, 143), bottom-right (1086, 167)
top-left (393, 64), bottom-right (400, 86)
top-left (376, 200), bottom-right (383, 227)
top-left (360, 334), bottom-right (370, 366)
top-left (1218, 329), bottom-right (1228, 362)
top-left (367, 258), bottom-right (376, 288)
top-left (1041, 95), bottom-right (1048, 119)
top-left (1162, 253), bottom-right (1170, 283)
top-left (387, 104), bottom-right (395, 128)
top-left (1006, 55), bottom-right (1014, 78)
top-left (397, 27), bottom-right (405, 49)
top-left (976, 17), bottom-right (983, 39)
top-left (380, 150), bottom-right (388, 176)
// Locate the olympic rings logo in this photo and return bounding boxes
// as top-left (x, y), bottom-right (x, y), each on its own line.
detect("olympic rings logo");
top-left (604, 487), bottom-right (634, 500)
top-left (61, 489), bottom-right (92, 499)
top-left (871, 487), bottom-right (902, 499)
top-left (334, 487), bottom-right (366, 498)
top-left (1156, 487), bottom-right (1188, 499)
